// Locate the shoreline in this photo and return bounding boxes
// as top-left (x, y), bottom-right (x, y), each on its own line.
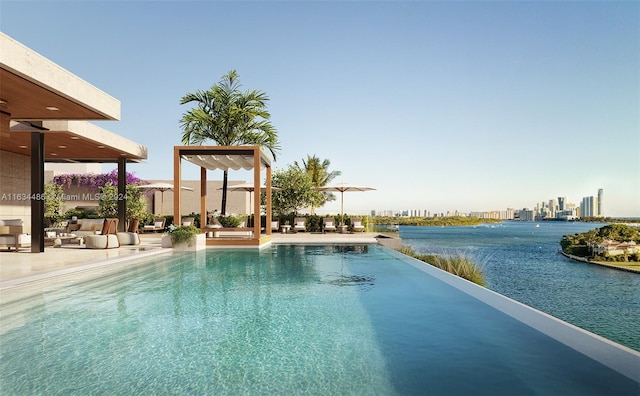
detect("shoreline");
top-left (559, 251), bottom-right (640, 274)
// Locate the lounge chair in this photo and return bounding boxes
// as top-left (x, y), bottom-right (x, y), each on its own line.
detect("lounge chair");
top-left (117, 219), bottom-right (140, 245)
top-left (143, 218), bottom-right (166, 233)
top-left (181, 217), bottom-right (195, 226)
top-left (293, 217), bottom-right (306, 232)
top-left (204, 216), bottom-right (223, 230)
top-left (323, 218), bottom-right (337, 233)
top-left (271, 219), bottom-right (279, 232)
top-left (351, 218), bottom-right (365, 232)
top-left (86, 218), bottom-right (120, 249)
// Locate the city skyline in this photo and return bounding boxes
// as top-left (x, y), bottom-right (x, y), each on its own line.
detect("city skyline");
top-left (369, 188), bottom-right (616, 219)
top-left (2, 1), bottom-right (638, 217)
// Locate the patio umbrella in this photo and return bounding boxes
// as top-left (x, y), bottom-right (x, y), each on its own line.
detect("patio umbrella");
top-left (220, 183), bottom-right (282, 222)
top-left (139, 182), bottom-right (194, 215)
top-left (315, 182), bottom-right (375, 225)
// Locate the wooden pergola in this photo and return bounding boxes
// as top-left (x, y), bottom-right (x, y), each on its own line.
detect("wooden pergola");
top-left (173, 145), bottom-right (273, 247)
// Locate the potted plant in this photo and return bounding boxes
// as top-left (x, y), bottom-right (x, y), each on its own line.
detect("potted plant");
top-left (162, 225), bottom-right (205, 251)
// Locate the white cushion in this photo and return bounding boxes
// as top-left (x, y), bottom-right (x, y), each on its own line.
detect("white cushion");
top-left (353, 221), bottom-right (361, 227)
top-left (296, 222), bottom-right (304, 227)
top-left (78, 221), bottom-right (95, 231)
top-left (271, 222), bottom-right (278, 228)
top-left (182, 221), bottom-right (191, 226)
top-left (117, 232), bottom-right (140, 245)
top-left (85, 234), bottom-right (119, 249)
top-left (325, 221), bottom-right (333, 227)
top-left (154, 221), bottom-right (163, 228)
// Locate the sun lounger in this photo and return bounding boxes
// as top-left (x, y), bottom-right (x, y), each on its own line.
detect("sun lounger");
top-left (351, 218), bottom-right (365, 232)
top-left (143, 218), bottom-right (166, 233)
top-left (293, 217), bottom-right (306, 232)
top-left (323, 218), bottom-right (337, 232)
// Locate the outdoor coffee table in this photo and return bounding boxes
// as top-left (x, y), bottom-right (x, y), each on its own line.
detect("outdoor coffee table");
top-left (280, 225), bottom-right (291, 234)
top-left (44, 235), bottom-right (84, 247)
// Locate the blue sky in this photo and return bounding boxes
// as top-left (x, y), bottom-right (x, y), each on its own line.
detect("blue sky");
top-left (3, 1), bottom-right (638, 217)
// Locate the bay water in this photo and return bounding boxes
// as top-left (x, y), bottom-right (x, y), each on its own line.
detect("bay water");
top-left (400, 221), bottom-right (640, 351)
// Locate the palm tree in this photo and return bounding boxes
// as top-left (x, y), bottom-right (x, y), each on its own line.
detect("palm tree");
top-left (294, 154), bottom-right (341, 214)
top-left (180, 70), bottom-right (280, 214)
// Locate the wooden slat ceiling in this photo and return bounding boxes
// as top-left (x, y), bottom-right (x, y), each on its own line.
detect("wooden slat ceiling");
top-left (0, 69), bottom-right (107, 120)
top-left (0, 69), bottom-right (145, 162)
top-left (1, 128), bottom-right (134, 163)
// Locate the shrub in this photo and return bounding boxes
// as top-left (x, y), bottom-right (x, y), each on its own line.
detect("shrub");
top-left (168, 225), bottom-right (201, 245)
top-left (217, 215), bottom-right (240, 228)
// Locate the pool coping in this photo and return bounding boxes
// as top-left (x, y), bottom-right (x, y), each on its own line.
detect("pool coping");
top-left (0, 248), bottom-right (171, 291)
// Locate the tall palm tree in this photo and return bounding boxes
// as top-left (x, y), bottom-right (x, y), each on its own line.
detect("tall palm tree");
top-left (294, 154), bottom-right (341, 214)
top-left (180, 70), bottom-right (280, 214)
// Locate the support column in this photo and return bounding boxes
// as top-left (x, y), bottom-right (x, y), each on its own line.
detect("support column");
top-left (117, 158), bottom-right (126, 232)
top-left (253, 148), bottom-right (261, 239)
top-left (173, 147), bottom-right (181, 225)
top-left (30, 132), bottom-right (44, 252)
top-left (200, 167), bottom-right (207, 229)
top-left (266, 163), bottom-right (272, 236)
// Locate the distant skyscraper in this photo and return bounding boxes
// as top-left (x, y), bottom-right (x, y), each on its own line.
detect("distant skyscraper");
top-left (597, 188), bottom-right (604, 217)
top-left (558, 197), bottom-right (566, 211)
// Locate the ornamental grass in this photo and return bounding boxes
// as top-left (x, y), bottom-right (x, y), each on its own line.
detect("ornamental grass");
top-left (401, 246), bottom-right (487, 287)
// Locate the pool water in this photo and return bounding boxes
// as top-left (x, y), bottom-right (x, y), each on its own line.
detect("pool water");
top-left (1, 245), bottom-right (638, 395)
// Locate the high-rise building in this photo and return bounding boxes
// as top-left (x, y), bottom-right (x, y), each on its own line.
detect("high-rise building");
top-left (558, 196), bottom-right (566, 211)
top-left (597, 188), bottom-right (604, 217)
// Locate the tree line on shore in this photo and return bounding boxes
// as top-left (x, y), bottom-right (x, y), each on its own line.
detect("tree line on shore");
top-left (560, 224), bottom-right (640, 262)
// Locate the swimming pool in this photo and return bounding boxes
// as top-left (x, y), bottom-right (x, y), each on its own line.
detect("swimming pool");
top-left (1, 245), bottom-right (638, 395)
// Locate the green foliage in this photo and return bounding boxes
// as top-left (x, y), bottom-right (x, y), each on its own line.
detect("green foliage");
top-left (217, 215), bottom-right (241, 228)
top-left (169, 225), bottom-right (201, 245)
top-left (294, 154), bottom-right (341, 213)
top-left (98, 182), bottom-right (150, 224)
top-left (63, 207), bottom-right (84, 219)
top-left (44, 183), bottom-right (65, 226)
top-left (124, 185), bottom-right (148, 225)
top-left (182, 212), bottom-right (201, 228)
top-left (371, 216), bottom-right (501, 227)
top-left (560, 224), bottom-right (640, 261)
top-left (271, 166), bottom-right (316, 215)
top-left (401, 246), bottom-right (487, 287)
top-left (596, 224), bottom-right (640, 242)
top-left (180, 70), bottom-right (280, 159)
top-left (180, 70), bottom-right (281, 214)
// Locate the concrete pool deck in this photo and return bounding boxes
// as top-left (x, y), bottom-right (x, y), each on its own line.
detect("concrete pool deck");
top-left (0, 232), bottom-right (398, 285)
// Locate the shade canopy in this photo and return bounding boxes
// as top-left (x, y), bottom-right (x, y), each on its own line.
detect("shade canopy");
top-left (315, 182), bottom-right (375, 225)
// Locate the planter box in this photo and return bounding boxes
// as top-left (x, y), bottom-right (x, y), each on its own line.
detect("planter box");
top-left (162, 233), bottom-right (206, 251)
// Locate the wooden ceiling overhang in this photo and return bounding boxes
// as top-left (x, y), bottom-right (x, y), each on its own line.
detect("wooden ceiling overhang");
top-left (0, 33), bottom-right (147, 163)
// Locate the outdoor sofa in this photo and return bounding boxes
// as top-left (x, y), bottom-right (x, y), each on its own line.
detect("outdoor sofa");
top-left (0, 219), bottom-right (31, 251)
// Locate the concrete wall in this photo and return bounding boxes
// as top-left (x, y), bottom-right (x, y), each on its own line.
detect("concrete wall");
top-left (0, 150), bottom-right (31, 233)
